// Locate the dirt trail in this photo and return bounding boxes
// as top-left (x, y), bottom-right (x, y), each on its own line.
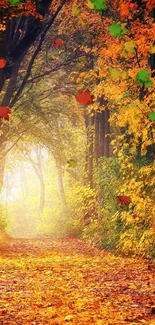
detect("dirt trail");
top-left (0, 238), bottom-right (154, 325)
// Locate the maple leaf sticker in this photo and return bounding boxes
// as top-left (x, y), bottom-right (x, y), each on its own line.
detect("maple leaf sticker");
top-left (86, 0), bottom-right (94, 9)
top-left (109, 23), bottom-right (126, 37)
top-left (10, 0), bottom-right (22, 5)
top-left (75, 90), bottom-right (94, 105)
top-left (72, 7), bottom-right (80, 16)
top-left (109, 68), bottom-right (121, 80)
top-left (67, 159), bottom-right (77, 168)
top-left (150, 45), bottom-right (155, 54)
top-left (51, 39), bottom-right (63, 48)
top-left (135, 70), bottom-right (153, 88)
top-left (148, 112), bottom-right (155, 121)
top-left (109, 68), bottom-right (128, 81)
top-left (78, 20), bottom-right (86, 27)
top-left (0, 58), bottom-right (6, 69)
top-left (123, 41), bottom-right (137, 55)
top-left (117, 195), bottom-right (131, 207)
top-left (90, 0), bottom-right (107, 13)
top-left (0, 107), bottom-right (11, 120)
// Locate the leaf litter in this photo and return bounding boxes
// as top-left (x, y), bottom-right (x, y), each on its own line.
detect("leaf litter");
top-left (0, 238), bottom-right (154, 325)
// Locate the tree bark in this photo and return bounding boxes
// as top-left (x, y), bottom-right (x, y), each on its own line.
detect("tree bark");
top-left (28, 146), bottom-right (45, 211)
top-left (94, 112), bottom-right (100, 161)
top-left (0, 56), bottom-right (26, 191)
top-left (88, 115), bottom-right (94, 188)
top-left (84, 109), bottom-right (94, 188)
top-left (39, 175), bottom-right (45, 212)
top-left (36, 146), bottom-right (45, 212)
top-left (0, 134), bottom-right (8, 191)
top-left (57, 164), bottom-right (66, 204)
top-left (99, 110), bottom-right (105, 157)
top-left (104, 107), bottom-right (110, 157)
top-left (97, 97), bottom-right (110, 159)
top-left (1, 55), bottom-right (24, 106)
top-left (0, 1), bottom-right (67, 193)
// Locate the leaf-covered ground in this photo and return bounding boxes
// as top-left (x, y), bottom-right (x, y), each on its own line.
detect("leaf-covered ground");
top-left (0, 238), bottom-right (154, 325)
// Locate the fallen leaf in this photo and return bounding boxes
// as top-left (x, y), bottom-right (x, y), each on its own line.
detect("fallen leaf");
top-left (64, 314), bottom-right (74, 321)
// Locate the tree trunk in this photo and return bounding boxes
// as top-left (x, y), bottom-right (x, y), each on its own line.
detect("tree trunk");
top-left (57, 164), bottom-right (66, 204)
top-left (84, 110), bottom-right (94, 188)
top-left (84, 109), bottom-right (89, 178)
top-left (88, 115), bottom-right (94, 188)
top-left (98, 97), bottom-right (110, 159)
top-left (27, 146), bottom-right (45, 211)
top-left (104, 107), bottom-right (110, 157)
top-left (0, 1), bottom-right (67, 92)
top-left (37, 146), bottom-right (45, 212)
top-left (0, 135), bottom-right (7, 191)
top-left (1, 55), bottom-right (25, 107)
top-left (39, 176), bottom-right (45, 212)
top-left (94, 112), bottom-right (100, 161)
top-left (99, 110), bottom-right (105, 157)
top-left (0, 56), bottom-right (26, 191)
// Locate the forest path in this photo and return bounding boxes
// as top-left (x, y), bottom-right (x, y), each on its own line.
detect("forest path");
top-left (0, 238), bottom-right (154, 325)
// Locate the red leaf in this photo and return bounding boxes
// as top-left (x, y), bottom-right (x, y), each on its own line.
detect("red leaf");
top-left (0, 58), bottom-right (6, 69)
top-left (0, 107), bottom-right (11, 120)
top-left (51, 39), bottom-right (63, 48)
top-left (117, 195), bottom-right (131, 206)
top-left (75, 89), bottom-right (94, 106)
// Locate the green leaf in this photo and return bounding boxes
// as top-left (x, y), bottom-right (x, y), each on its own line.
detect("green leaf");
top-left (108, 23), bottom-right (125, 37)
top-left (148, 112), bottom-right (155, 121)
top-left (145, 79), bottom-right (153, 88)
top-left (90, 0), bottom-right (107, 13)
top-left (135, 70), bottom-right (152, 88)
top-left (136, 79), bottom-right (144, 87)
top-left (10, 0), bottom-right (22, 5)
top-left (136, 70), bottom-right (150, 82)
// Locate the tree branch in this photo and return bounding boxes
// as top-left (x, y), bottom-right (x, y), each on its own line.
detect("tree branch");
top-left (0, 122), bottom-right (39, 160)
top-left (10, 0), bottom-right (67, 107)
top-left (26, 53), bottom-right (92, 85)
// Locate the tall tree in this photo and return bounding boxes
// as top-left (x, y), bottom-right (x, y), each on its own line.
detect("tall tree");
top-left (0, 0), bottom-right (67, 190)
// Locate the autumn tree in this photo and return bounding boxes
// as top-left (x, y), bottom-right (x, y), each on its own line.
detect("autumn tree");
top-left (0, 0), bottom-right (68, 190)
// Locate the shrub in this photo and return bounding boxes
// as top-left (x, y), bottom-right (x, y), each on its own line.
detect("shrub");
top-left (83, 157), bottom-right (123, 250)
